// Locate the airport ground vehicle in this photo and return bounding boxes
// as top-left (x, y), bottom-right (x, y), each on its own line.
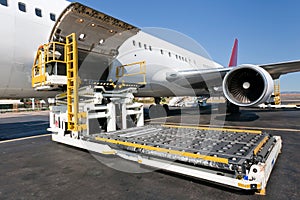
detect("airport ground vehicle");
top-left (31, 33), bottom-right (282, 195)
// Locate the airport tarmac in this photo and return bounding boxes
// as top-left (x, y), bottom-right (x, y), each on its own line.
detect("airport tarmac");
top-left (0, 106), bottom-right (299, 199)
top-left (0, 111), bottom-right (50, 141)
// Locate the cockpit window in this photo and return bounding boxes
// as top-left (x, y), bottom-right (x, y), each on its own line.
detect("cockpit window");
top-left (35, 8), bottom-right (42, 17)
top-left (18, 2), bottom-right (26, 12)
top-left (50, 13), bottom-right (56, 21)
top-left (0, 0), bottom-right (8, 6)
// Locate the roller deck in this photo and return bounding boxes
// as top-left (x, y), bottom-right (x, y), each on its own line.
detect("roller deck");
top-left (51, 123), bottom-right (281, 195)
top-left (92, 125), bottom-right (272, 167)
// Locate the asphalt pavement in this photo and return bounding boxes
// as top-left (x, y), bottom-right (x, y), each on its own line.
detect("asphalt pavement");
top-left (0, 107), bottom-right (299, 199)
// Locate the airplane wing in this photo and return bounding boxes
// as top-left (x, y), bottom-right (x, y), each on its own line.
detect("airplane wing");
top-left (167, 38), bottom-right (300, 91)
top-left (166, 60), bottom-right (300, 91)
top-left (259, 60), bottom-right (300, 79)
top-left (166, 68), bottom-right (230, 90)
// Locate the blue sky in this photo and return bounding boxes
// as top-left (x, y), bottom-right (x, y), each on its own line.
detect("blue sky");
top-left (74, 0), bottom-right (300, 91)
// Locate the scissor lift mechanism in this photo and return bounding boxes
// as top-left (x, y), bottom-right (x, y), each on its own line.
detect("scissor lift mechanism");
top-left (32, 33), bottom-right (282, 195)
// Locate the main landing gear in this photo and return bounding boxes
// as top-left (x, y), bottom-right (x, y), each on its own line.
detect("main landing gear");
top-left (148, 97), bottom-right (170, 119)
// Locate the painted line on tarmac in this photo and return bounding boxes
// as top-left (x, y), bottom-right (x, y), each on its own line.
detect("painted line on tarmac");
top-left (0, 134), bottom-right (51, 144)
top-left (148, 121), bottom-right (300, 132)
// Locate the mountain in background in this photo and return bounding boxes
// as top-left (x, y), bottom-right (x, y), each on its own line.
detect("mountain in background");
top-left (281, 91), bottom-right (300, 94)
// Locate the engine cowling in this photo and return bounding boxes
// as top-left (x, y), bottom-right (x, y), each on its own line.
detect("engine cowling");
top-left (222, 64), bottom-right (274, 107)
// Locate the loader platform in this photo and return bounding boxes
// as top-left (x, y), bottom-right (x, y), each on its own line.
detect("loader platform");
top-left (52, 123), bottom-right (281, 195)
top-left (31, 33), bottom-right (282, 195)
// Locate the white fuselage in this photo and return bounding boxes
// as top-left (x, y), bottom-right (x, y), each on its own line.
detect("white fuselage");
top-left (0, 0), bottom-right (70, 98)
top-left (0, 0), bottom-right (224, 99)
top-left (110, 31), bottom-right (223, 97)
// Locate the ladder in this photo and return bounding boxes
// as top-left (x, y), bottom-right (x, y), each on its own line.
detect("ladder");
top-left (65, 34), bottom-right (87, 132)
top-left (66, 33), bottom-right (79, 132)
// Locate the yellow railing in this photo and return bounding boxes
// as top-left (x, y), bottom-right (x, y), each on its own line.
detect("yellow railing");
top-left (32, 33), bottom-right (85, 133)
top-left (116, 61), bottom-right (146, 85)
top-left (31, 42), bottom-right (66, 88)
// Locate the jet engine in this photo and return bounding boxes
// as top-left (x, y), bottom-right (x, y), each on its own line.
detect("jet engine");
top-left (222, 64), bottom-right (274, 106)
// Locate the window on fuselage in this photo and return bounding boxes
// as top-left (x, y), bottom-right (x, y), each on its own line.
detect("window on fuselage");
top-left (18, 2), bottom-right (26, 12)
top-left (50, 13), bottom-right (56, 21)
top-left (133, 40), bottom-right (136, 46)
top-left (168, 52), bottom-right (171, 57)
top-left (149, 46), bottom-right (152, 51)
top-left (35, 8), bottom-right (42, 17)
top-left (160, 49), bottom-right (163, 55)
top-left (144, 44), bottom-right (147, 50)
top-left (0, 0), bottom-right (8, 6)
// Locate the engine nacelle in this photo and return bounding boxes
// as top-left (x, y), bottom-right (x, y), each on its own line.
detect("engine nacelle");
top-left (222, 64), bottom-right (274, 107)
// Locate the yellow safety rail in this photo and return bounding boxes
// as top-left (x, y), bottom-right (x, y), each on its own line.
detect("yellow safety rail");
top-left (253, 136), bottom-right (269, 155)
top-left (32, 33), bottom-right (86, 133)
top-left (31, 42), bottom-right (66, 88)
top-left (116, 61), bottom-right (146, 85)
top-left (95, 136), bottom-right (229, 164)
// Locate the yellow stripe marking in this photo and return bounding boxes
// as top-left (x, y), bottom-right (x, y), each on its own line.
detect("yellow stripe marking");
top-left (238, 182), bottom-right (262, 190)
top-left (238, 183), bottom-right (251, 189)
top-left (256, 188), bottom-right (266, 195)
top-left (162, 124), bottom-right (262, 134)
top-left (253, 136), bottom-right (269, 155)
top-left (101, 150), bottom-right (116, 155)
top-left (95, 136), bottom-right (229, 164)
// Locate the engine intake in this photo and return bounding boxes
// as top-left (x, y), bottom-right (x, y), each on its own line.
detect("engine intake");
top-left (222, 65), bottom-right (274, 106)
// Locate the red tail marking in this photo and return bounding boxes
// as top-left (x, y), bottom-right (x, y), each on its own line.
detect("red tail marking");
top-left (228, 39), bottom-right (238, 67)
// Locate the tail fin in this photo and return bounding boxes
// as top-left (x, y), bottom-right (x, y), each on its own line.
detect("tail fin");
top-left (228, 38), bottom-right (238, 67)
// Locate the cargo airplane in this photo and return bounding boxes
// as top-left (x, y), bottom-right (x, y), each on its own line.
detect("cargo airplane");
top-left (1, 0), bottom-right (300, 113)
